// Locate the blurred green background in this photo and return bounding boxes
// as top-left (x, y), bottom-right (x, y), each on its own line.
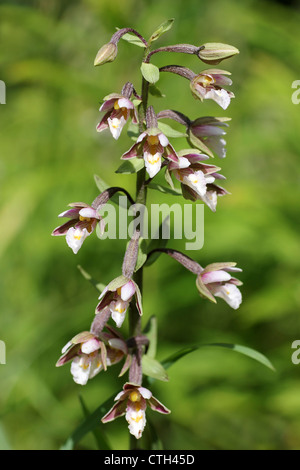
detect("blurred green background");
top-left (1, 0), bottom-right (300, 450)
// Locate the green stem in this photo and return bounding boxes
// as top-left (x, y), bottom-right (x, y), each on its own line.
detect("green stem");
top-left (128, 76), bottom-right (149, 341)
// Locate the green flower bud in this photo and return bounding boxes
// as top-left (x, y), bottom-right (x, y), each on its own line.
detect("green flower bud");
top-left (94, 42), bottom-right (118, 66)
top-left (198, 43), bottom-right (239, 65)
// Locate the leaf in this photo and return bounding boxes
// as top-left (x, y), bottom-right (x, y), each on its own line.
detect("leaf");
top-left (207, 343), bottom-right (276, 371)
top-left (61, 393), bottom-right (115, 450)
top-left (94, 174), bottom-right (109, 192)
top-left (126, 121), bottom-right (140, 141)
top-left (117, 29), bottom-right (146, 48)
top-left (142, 355), bottom-right (169, 382)
top-left (187, 132), bottom-right (214, 159)
top-left (77, 265), bottom-right (106, 293)
top-left (107, 275), bottom-right (128, 292)
top-left (93, 174), bottom-right (128, 206)
top-left (157, 121), bottom-right (187, 138)
top-left (78, 395), bottom-right (111, 450)
top-left (160, 343), bottom-right (275, 372)
top-left (143, 316), bottom-right (158, 359)
top-left (115, 158), bottom-right (144, 174)
top-left (146, 417), bottom-right (164, 450)
top-left (148, 18), bottom-right (175, 43)
top-left (134, 237), bottom-right (148, 272)
top-left (149, 84), bottom-right (166, 98)
top-left (148, 182), bottom-right (182, 196)
top-left (140, 62), bottom-right (160, 85)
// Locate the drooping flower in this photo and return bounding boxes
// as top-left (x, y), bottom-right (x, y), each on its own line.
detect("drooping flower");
top-left (122, 127), bottom-right (178, 179)
top-left (52, 202), bottom-right (104, 254)
top-left (196, 262), bottom-right (243, 309)
top-left (189, 116), bottom-right (230, 159)
top-left (95, 275), bottom-right (143, 328)
top-left (166, 150), bottom-right (228, 211)
top-left (101, 383), bottom-right (170, 439)
top-left (97, 83), bottom-right (138, 140)
top-left (56, 330), bottom-right (126, 385)
top-left (190, 69), bottom-right (234, 110)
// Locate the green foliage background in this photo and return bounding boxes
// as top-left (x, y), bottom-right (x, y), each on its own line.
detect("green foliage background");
top-left (1, 0), bottom-right (300, 450)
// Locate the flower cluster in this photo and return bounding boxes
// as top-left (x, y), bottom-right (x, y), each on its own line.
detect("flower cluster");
top-left (53, 22), bottom-right (242, 444)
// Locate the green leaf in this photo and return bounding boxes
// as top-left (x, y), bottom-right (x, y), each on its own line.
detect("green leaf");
top-left (148, 182), bottom-right (182, 196)
top-left (115, 158), bottom-right (144, 174)
top-left (78, 395), bottom-right (111, 450)
top-left (142, 355), bottom-right (169, 382)
top-left (134, 237), bottom-right (148, 272)
top-left (94, 174), bottom-right (128, 206)
top-left (117, 29), bottom-right (147, 48)
top-left (77, 265), bottom-right (106, 293)
top-left (94, 174), bottom-right (109, 192)
top-left (147, 417), bottom-right (164, 450)
top-left (107, 275), bottom-right (128, 292)
top-left (207, 343), bottom-right (276, 371)
top-left (143, 316), bottom-right (158, 359)
top-left (126, 121), bottom-right (140, 141)
top-left (157, 121), bottom-right (187, 138)
top-left (187, 132), bottom-right (214, 158)
top-left (140, 62), bottom-right (160, 84)
top-left (148, 18), bottom-right (175, 43)
top-left (61, 393), bottom-right (115, 450)
top-left (149, 84), bottom-right (166, 98)
top-left (160, 343), bottom-right (275, 372)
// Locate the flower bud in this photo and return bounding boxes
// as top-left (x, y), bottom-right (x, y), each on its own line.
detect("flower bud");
top-left (198, 43), bottom-right (239, 65)
top-left (94, 42), bottom-right (118, 66)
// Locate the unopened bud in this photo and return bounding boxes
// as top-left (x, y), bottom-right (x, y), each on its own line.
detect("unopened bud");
top-left (94, 42), bottom-right (118, 66)
top-left (198, 43), bottom-right (239, 65)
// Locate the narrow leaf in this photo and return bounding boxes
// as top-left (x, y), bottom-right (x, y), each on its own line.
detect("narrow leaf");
top-left (142, 355), bottom-right (169, 382)
top-left (143, 316), bottom-right (158, 359)
top-left (148, 182), bottom-right (182, 196)
top-left (157, 121), bottom-right (187, 138)
top-left (77, 265), bottom-right (106, 293)
top-left (148, 18), bottom-right (175, 43)
top-left (134, 237), bottom-right (148, 272)
top-left (119, 31), bottom-right (147, 48)
top-left (206, 343), bottom-right (276, 371)
top-left (160, 343), bottom-right (275, 372)
top-left (60, 393), bottom-right (116, 450)
top-left (116, 158), bottom-right (144, 174)
top-left (94, 174), bottom-right (109, 192)
top-left (149, 84), bottom-right (166, 98)
top-left (78, 395), bottom-right (111, 450)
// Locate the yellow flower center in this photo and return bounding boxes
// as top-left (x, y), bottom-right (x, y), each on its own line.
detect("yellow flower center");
top-left (147, 135), bottom-right (159, 146)
top-left (199, 74), bottom-right (215, 87)
top-left (129, 390), bottom-right (141, 403)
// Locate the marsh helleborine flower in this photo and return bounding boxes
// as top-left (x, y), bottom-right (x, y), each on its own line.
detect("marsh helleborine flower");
top-left (101, 382), bottom-right (170, 439)
top-left (52, 202), bottom-right (105, 254)
top-left (189, 116), bottom-right (230, 159)
top-left (167, 150), bottom-right (228, 212)
top-left (190, 69), bottom-right (234, 110)
top-left (122, 127), bottom-right (178, 179)
top-left (56, 331), bottom-right (126, 385)
top-left (96, 276), bottom-right (143, 328)
top-left (97, 93), bottom-right (138, 140)
top-left (196, 262), bottom-right (243, 309)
